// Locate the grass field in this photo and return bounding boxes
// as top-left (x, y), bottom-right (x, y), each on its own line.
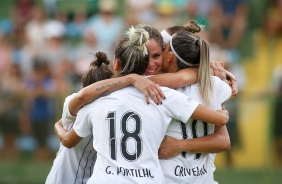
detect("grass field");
top-left (0, 152), bottom-right (281, 184)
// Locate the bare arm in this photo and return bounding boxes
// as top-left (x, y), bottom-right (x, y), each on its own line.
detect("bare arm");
top-left (69, 74), bottom-right (165, 116)
top-left (148, 68), bottom-right (198, 88)
top-left (191, 105), bottom-right (229, 126)
top-left (158, 125), bottom-right (230, 159)
top-left (54, 119), bottom-right (82, 148)
top-left (149, 62), bottom-right (238, 96)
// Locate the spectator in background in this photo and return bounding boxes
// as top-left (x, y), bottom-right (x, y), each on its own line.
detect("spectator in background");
top-left (54, 9), bottom-right (68, 25)
top-left (0, 31), bottom-right (13, 74)
top-left (222, 58), bottom-right (246, 166)
top-left (264, 0), bottom-right (282, 38)
top-left (0, 63), bottom-right (25, 161)
top-left (24, 60), bottom-right (56, 161)
top-left (10, 0), bottom-right (35, 53)
top-left (208, 0), bottom-right (248, 49)
top-left (40, 20), bottom-right (71, 77)
top-left (40, 20), bottom-right (74, 141)
top-left (20, 6), bottom-right (48, 81)
top-left (206, 3), bottom-right (248, 152)
top-left (271, 66), bottom-right (282, 167)
top-left (209, 36), bottom-right (247, 166)
top-left (86, 0), bottom-right (124, 61)
top-left (12, 0), bottom-right (35, 29)
top-left (153, 1), bottom-right (177, 31)
top-left (25, 5), bottom-right (48, 53)
top-left (125, 0), bottom-right (156, 26)
top-left (0, 18), bottom-right (13, 35)
top-left (66, 10), bottom-right (88, 40)
top-left (71, 29), bottom-right (100, 91)
top-left (184, 0), bottom-right (216, 29)
top-left (42, 0), bottom-right (57, 18)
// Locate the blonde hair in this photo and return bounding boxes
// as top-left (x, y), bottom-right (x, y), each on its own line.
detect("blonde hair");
top-left (114, 26), bottom-right (150, 76)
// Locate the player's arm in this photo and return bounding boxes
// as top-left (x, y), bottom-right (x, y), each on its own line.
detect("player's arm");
top-left (54, 119), bottom-right (82, 148)
top-left (191, 105), bottom-right (229, 126)
top-left (69, 74), bottom-right (165, 116)
top-left (148, 61), bottom-right (237, 96)
top-left (148, 68), bottom-right (198, 88)
top-left (158, 125), bottom-right (230, 159)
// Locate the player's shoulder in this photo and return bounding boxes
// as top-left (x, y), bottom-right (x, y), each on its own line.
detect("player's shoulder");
top-left (212, 76), bottom-right (222, 84)
top-left (65, 93), bottom-right (77, 102)
top-left (160, 86), bottom-right (186, 98)
top-left (212, 76), bottom-right (230, 89)
top-left (159, 86), bottom-right (175, 92)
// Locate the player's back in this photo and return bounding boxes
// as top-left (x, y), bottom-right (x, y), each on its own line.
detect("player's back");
top-left (80, 86), bottom-right (198, 184)
top-left (161, 76), bottom-right (231, 184)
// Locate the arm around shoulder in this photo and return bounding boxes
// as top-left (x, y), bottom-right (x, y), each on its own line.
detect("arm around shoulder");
top-left (149, 68), bottom-right (198, 88)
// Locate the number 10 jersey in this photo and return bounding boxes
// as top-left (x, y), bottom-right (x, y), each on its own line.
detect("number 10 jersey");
top-left (160, 76), bottom-right (232, 184)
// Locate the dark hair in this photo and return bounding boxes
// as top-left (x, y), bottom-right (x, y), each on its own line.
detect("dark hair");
top-left (114, 26), bottom-right (149, 76)
top-left (168, 21), bottom-right (203, 69)
top-left (136, 24), bottom-right (165, 50)
top-left (166, 25), bottom-right (185, 35)
top-left (82, 52), bottom-right (113, 87)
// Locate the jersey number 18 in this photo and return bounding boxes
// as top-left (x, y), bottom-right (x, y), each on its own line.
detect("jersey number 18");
top-left (106, 111), bottom-right (142, 162)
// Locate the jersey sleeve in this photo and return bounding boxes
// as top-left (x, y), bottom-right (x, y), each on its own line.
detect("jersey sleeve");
top-left (162, 87), bottom-right (199, 123)
top-left (62, 94), bottom-right (76, 130)
top-left (73, 105), bottom-right (92, 138)
top-left (212, 77), bottom-right (232, 110)
top-left (214, 77), bottom-right (232, 104)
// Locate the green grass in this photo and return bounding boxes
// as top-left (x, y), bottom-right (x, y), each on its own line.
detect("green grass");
top-left (0, 153), bottom-right (52, 184)
top-left (0, 153), bottom-right (281, 184)
top-left (215, 168), bottom-right (282, 184)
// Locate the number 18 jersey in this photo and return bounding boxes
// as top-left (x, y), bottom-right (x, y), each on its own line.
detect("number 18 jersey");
top-left (73, 86), bottom-right (199, 184)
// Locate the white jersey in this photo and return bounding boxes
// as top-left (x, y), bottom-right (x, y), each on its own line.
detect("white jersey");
top-left (73, 86), bottom-right (199, 184)
top-left (46, 93), bottom-right (97, 184)
top-left (160, 76), bottom-right (232, 184)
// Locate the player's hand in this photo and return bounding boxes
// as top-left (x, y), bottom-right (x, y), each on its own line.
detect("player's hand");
top-left (210, 61), bottom-right (238, 96)
top-left (158, 136), bottom-right (182, 159)
top-left (210, 61), bottom-right (226, 80)
top-left (131, 74), bottom-right (165, 105)
top-left (225, 69), bottom-right (238, 96)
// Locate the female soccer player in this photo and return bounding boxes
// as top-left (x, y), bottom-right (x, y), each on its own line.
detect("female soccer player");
top-left (46, 52), bottom-right (113, 184)
top-left (157, 21), bottom-right (232, 184)
top-left (46, 51), bottom-right (163, 184)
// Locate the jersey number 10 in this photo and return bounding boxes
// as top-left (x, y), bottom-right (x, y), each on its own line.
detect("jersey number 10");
top-left (106, 111), bottom-right (142, 162)
top-left (180, 120), bottom-right (208, 160)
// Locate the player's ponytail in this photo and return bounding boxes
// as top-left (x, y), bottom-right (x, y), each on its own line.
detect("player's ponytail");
top-left (82, 51), bottom-right (113, 87)
top-left (169, 21), bottom-right (213, 107)
top-left (114, 26), bottom-right (149, 76)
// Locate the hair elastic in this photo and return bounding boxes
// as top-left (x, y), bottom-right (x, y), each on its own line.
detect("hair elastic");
top-left (170, 34), bottom-right (199, 67)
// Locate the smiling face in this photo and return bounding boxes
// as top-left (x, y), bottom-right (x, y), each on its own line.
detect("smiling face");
top-left (144, 39), bottom-right (164, 76)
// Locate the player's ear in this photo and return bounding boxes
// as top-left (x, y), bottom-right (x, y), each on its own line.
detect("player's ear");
top-left (167, 52), bottom-right (174, 63)
top-left (113, 59), bottom-right (121, 71)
